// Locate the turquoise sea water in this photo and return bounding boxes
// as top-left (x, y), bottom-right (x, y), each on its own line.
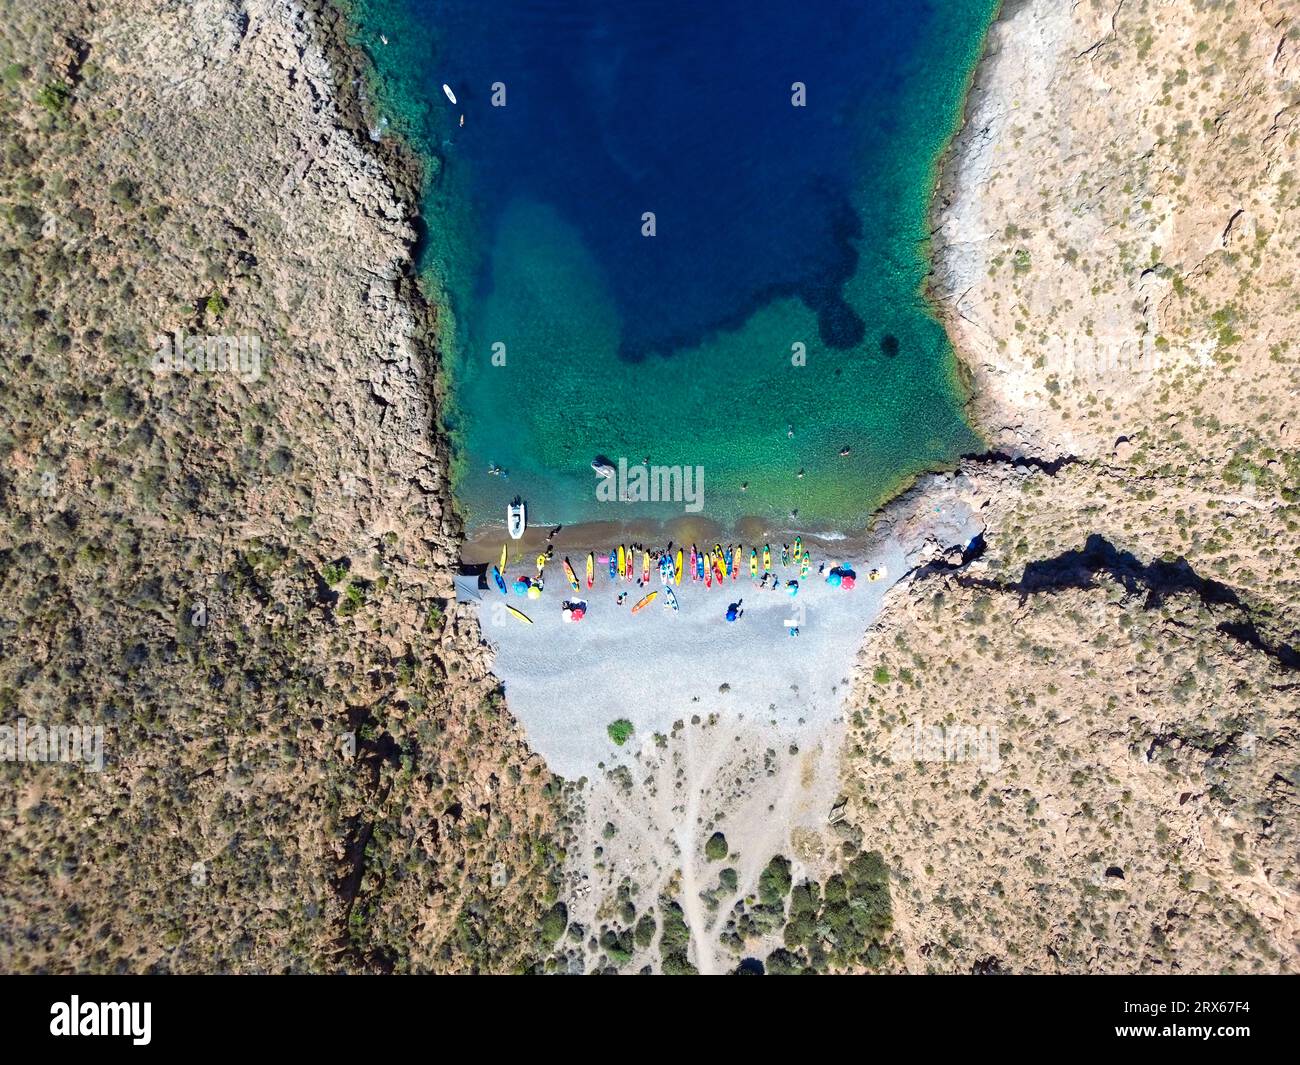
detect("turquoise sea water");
top-left (345, 0), bottom-right (995, 532)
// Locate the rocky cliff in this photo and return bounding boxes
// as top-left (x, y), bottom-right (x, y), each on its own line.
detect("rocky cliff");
top-left (0, 0), bottom-right (563, 972)
top-left (838, 0), bottom-right (1299, 972)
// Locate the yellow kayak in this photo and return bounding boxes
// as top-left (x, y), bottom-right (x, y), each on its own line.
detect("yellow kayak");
top-left (675, 549), bottom-right (684, 585)
top-left (536, 553), bottom-right (547, 575)
top-left (499, 544), bottom-right (507, 572)
top-left (562, 557), bottom-right (580, 591)
top-left (586, 552), bottom-right (594, 589)
top-left (617, 545), bottom-right (625, 579)
top-left (642, 550), bottom-right (650, 583)
top-left (505, 605), bottom-right (533, 625)
top-left (763, 544), bottom-right (771, 571)
top-left (631, 591), bottom-right (657, 614)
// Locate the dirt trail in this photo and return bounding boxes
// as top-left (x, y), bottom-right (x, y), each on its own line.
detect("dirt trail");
top-left (562, 713), bottom-right (847, 973)
top-left (675, 724), bottom-right (718, 974)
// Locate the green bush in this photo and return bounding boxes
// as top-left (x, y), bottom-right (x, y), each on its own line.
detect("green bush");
top-left (634, 912), bottom-right (656, 948)
top-left (540, 902), bottom-right (568, 947)
top-left (36, 82), bottom-right (70, 113)
top-left (607, 718), bottom-right (633, 746)
top-left (758, 855), bottom-right (792, 906)
top-left (765, 947), bottom-right (803, 975)
top-left (704, 831), bottom-right (728, 861)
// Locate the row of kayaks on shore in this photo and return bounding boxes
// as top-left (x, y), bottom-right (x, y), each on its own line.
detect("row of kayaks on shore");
top-left (586, 541), bottom-right (812, 589)
top-left (489, 538), bottom-right (815, 601)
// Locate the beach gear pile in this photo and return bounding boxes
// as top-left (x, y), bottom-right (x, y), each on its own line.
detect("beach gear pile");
top-left (826, 565), bottom-right (856, 589)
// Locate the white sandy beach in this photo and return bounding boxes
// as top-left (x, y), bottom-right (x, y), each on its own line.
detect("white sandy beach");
top-left (477, 474), bottom-right (984, 779)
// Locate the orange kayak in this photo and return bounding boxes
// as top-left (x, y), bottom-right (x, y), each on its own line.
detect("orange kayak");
top-left (631, 591), bottom-right (657, 614)
top-left (562, 557), bottom-right (580, 591)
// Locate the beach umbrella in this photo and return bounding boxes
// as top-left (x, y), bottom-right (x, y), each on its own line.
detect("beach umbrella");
top-left (513, 579), bottom-right (528, 596)
top-left (826, 571), bottom-right (842, 586)
top-left (787, 581), bottom-right (799, 596)
top-left (527, 585), bottom-right (541, 599)
top-left (572, 607), bottom-right (585, 621)
top-left (561, 607), bottom-right (573, 623)
top-left (842, 575), bottom-right (856, 590)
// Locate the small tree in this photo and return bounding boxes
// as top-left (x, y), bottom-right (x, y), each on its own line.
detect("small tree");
top-left (704, 831), bottom-right (728, 861)
top-left (540, 902), bottom-right (568, 947)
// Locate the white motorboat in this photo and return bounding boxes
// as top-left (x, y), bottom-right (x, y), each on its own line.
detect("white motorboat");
top-left (507, 499), bottom-right (526, 539)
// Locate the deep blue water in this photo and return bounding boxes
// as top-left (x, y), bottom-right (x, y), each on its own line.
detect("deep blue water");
top-left (349, 0), bottom-right (996, 528)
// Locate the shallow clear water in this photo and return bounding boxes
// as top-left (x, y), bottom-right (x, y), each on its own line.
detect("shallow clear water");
top-left (346, 0), bottom-right (995, 532)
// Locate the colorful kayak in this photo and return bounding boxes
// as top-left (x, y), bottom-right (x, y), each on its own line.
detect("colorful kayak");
top-left (763, 544), bottom-right (771, 572)
top-left (631, 591), bottom-right (657, 614)
top-left (586, 552), bottom-right (594, 589)
top-left (505, 605), bottom-right (533, 625)
top-left (692, 546), bottom-right (700, 582)
top-left (704, 554), bottom-right (713, 587)
top-left (800, 550), bottom-right (811, 579)
top-left (499, 543), bottom-right (508, 574)
top-left (675, 549), bottom-right (684, 585)
top-left (563, 557), bottom-right (580, 591)
top-left (609, 550), bottom-right (617, 580)
top-left (642, 551), bottom-right (650, 584)
top-left (713, 555), bottom-right (725, 583)
top-left (536, 553), bottom-right (547, 576)
top-left (490, 566), bottom-right (508, 595)
top-left (617, 545), bottom-right (626, 580)
top-left (625, 547), bottom-right (633, 580)
top-left (733, 544), bottom-right (740, 581)
top-left (664, 587), bottom-right (679, 612)
top-left (750, 549), bottom-right (759, 577)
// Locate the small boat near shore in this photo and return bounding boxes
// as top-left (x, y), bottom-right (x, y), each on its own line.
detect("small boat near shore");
top-left (442, 83), bottom-right (458, 105)
top-left (591, 456), bottom-right (616, 478)
top-left (507, 499), bottom-right (526, 539)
